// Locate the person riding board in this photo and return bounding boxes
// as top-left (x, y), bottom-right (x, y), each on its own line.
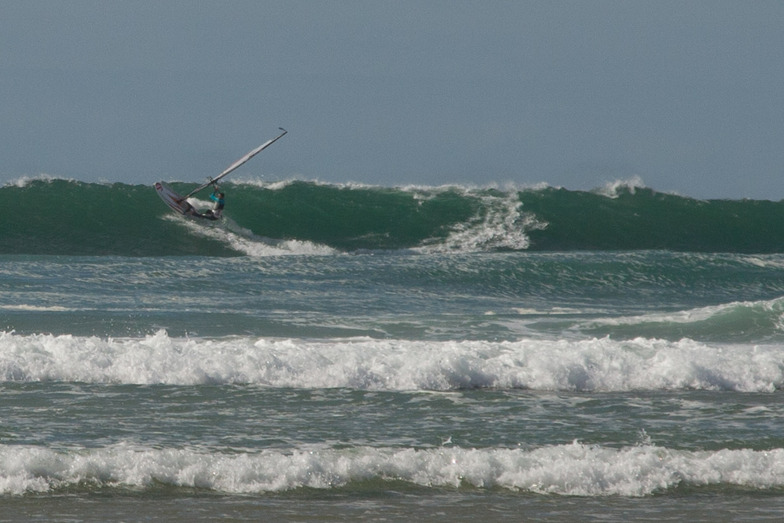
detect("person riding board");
top-left (176, 185), bottom-right (224, 220)
top-left (204, 186), bottom-right (225, 220)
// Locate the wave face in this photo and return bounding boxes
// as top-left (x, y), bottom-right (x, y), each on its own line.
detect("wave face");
top-left (5, 178), bottom-right (784, 255)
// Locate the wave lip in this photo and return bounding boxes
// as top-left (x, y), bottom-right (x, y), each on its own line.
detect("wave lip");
top-left (2, 442), bottom-right (783, 496)
top-left (2, 331), bottom-right (782, 392)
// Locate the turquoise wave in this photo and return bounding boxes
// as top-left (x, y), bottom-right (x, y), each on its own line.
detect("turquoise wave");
top-left (3, 178), bottom-right (784, 255)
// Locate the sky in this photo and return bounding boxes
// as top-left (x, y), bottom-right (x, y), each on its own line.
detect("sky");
top-left (1, 0), bottom-right (783, 199)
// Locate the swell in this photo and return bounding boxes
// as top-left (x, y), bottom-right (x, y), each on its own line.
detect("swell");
top-left (521, 185), bottom-right (784, 252)
top-left (4, 178), bottom-right (784, 255)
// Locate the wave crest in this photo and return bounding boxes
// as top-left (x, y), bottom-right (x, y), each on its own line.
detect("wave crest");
top-left (3, 442), bottom-right (783, 496)
top-left (2, 331), bottom-right (782, 392)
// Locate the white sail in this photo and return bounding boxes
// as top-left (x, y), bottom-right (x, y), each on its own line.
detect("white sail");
top-left (184, 128), bottom-right (288, 199)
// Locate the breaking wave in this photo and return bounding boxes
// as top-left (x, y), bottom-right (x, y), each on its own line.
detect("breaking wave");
top-left (2, 442), bottom-right (783, 496)
top-left (5, 177), bottom-right (784, 255)
top-left (2, 330), bottom-right (782, 392)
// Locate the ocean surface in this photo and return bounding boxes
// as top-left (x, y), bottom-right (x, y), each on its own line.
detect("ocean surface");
top-left (2, 177), bottom-right (784, 521)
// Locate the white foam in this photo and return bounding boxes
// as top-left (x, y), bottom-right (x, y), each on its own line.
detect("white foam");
top-left (232, 177), bottom-right (378, 191)
top-left (167, 214), bottom-right (336, 257)
top-left (0, 304), bottom-right (73, 312)
top-left (231, 178), bottom-right (557, 195)
top-left (582, 297), bottom-right (784, 334)
top-left (2, 173), bottom-right (66, 188)
top-left (2, 442), bottom-right (783, 496)
top-left (419, 190), bottom-right (546, 253)
top-left (593, 176), bottom-right (646, 198)
top-left (2, 331), bottom-right (783, 392)
top-left (739, 255), bottom-right (784, 269)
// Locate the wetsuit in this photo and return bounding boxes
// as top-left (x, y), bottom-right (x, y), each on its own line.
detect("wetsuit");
top-left (206, 191), bottom-right (225, 219)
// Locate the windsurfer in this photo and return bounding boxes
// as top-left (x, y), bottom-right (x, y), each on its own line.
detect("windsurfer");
top-left (204, 187), bottom-right (225, 220)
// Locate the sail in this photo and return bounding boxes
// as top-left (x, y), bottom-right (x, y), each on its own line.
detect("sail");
top-left (184, 128), bottom-right (288, 199)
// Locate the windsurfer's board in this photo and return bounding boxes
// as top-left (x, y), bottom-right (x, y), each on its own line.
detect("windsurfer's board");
top-left (155, 182), bottom-right (218, 220)
top-left (155, 182), bottom-right (209, 218)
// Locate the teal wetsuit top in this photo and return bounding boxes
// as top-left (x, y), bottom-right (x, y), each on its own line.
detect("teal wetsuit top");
top-left (209, 192), bottom-right (225, 211)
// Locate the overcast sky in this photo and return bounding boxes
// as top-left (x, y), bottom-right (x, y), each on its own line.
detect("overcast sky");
top-left (1, 1), bottom-right (783, 199)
